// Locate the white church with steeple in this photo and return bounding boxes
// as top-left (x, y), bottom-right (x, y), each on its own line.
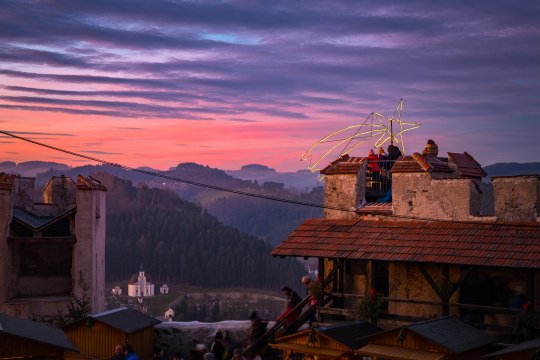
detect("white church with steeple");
top-left (128, 264), bottom-right (155, 297)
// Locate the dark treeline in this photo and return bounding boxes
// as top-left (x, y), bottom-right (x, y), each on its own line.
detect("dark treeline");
top-left (99, 173), bottom-right (305, 290)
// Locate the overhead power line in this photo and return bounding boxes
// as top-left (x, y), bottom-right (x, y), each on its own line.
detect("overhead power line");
top-left (0, 129), bottom-right (355, 213)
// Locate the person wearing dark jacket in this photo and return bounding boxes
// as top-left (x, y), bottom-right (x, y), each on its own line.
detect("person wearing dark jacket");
top-left (247, 311), bottom-right (268, 346)
top-left (210, 332), bottom-right (225, 360)
top-left (276, 286), bottom-right (301, 326)
top-left (387, 144), bottom-right (402, 163)
top-left (124, 345), bottom-right (139, 360)
top-left (422, 139), bottom-right (439, 157)
top-left (378, 145), bottom-right (402, 202)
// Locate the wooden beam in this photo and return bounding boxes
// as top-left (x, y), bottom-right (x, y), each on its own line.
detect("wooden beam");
top-left (417, 263), bottom-right (445, 300)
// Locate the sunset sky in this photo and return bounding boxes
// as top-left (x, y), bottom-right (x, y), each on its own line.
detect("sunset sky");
top-left (1, 1), bottom-right (539, 172)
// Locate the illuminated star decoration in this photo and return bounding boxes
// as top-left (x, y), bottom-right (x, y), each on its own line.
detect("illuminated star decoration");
top-left (301, 98), bottom-right (421, 173)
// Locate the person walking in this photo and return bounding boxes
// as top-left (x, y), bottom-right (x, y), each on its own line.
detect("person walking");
top-left (124, 345), bottom-right (139, 360)
top-left (276, 286), bottom-right (301, 326)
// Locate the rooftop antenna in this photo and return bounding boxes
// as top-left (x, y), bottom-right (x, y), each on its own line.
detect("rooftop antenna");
top-left (301, 98), bottom-right (420, 174)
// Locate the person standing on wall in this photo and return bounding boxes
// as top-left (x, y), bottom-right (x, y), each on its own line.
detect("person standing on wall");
top-left (422, 139), bottom-right (439, 157)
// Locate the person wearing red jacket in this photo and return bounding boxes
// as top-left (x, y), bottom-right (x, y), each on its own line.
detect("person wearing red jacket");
top-left (276, 286), bottom-right (301, 325)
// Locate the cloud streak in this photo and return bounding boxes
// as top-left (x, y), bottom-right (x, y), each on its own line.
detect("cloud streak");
top-left (0, 0), bottom-right (538, 170)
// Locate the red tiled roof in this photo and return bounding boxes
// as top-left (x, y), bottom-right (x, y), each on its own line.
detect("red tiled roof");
top-left (0, 173), bottom-right (17, 190)
top-left (448, 152), bottom-right (486, 178)
top-left (357, 202), bottom-right (393, 214)
top-left (321, 155), bottom-right (365, 175)
top-left (392, 154), bottom-right (453, 174)
top-left (271, 218), bottom-right (540, 269)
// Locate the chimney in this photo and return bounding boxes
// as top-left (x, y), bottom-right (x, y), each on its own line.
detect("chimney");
top-left (492, 175), bottom-right (539, 222)
top-left (14, 177), bottom-right (35, 210)
top-left (43, 175), bottom-right (76, 209)
top-left (321, 155), bottom-right (365, 220)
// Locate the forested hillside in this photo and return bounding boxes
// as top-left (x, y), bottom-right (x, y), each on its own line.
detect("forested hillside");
top-left (205, 185), bottom-right (323, 245)
top-left (158, 163), bottom-right (323, 245)
top-left (37, 161), bottom-right (323, 245)
top-left (97, 173), bottom-right (305, 290)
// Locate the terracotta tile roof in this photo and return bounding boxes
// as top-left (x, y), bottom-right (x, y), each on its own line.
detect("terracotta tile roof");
top-left (392, 153), bottom-right (453, 174)
top-left (320, 155), bottom-right (365, 175)
top-left (448, 152), bottom-right (487, 178)
top-left (271, 218), bottom-right (540, 269)
top-left (0, 172), bottom-right (17, 190)
top-left (76, 175), bottom-right (107, 191)
top-left (357, 202), bottom-right (392, 214)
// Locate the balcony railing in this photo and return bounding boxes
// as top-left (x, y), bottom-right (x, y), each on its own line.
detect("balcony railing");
top-left (365, 160), bottom-right (395, 202)
top-left (319, 291), bottom-right (526, 334)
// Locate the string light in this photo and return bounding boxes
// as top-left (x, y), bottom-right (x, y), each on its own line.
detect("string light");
top-left (301, 98), bottom-right (420, 173)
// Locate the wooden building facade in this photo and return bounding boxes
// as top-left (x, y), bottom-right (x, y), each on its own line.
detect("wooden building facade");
top-left (0, 312), bottom-right (78, 360)
top-left (63, 307), bottom-right (160, 360)
top-left (270, 321), bottom-right (382, 360)
top-left (272, 153), bottom-right (540, 337)
top-left (357, 317), bottom-right (495, 360)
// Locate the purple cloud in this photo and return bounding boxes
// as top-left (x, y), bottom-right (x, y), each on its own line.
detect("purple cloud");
top-left (0, 0), bottom-right (538, 167)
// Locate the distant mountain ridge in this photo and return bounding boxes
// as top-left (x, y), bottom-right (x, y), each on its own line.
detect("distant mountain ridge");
top-left (225, 163), bottom-right (320, 191)
top-left (31, 161), bottom-right (323, 245)
top-left (0, 161), bottom-right (69, 177)
top-left (483, 162), bottom-right (540, 177)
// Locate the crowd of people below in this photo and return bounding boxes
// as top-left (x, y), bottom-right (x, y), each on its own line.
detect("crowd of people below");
top-left (106, 274), bottom-right (324, 360)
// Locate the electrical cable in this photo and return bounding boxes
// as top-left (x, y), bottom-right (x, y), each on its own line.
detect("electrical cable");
top-left (0, 129), bottom-right (356, 213)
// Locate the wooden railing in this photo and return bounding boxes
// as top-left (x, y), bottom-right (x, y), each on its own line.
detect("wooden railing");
top-left (319, 291), bottom-right (525, 332)
top-left (242, 260), bottom-right (343, 356)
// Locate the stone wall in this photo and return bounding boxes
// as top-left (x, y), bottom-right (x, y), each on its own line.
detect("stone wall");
top-left (14, 177), bottom-right (35, 210)
top-left (492, 175), bottom-right (540, 222)
top-left (324, 169), bottom-right (365, 220)
top-left (155, 320), bottom-right (275, 360)
top-left (392, 173), bottom-right (482, 220)
top-left (0, 184), bottom-right (14, 308)
top-left (43, 176), bottom-right (76, 209)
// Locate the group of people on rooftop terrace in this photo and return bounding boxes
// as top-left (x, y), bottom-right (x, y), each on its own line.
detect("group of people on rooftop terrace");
top-left (366, 139), bottom-right (438, 202)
